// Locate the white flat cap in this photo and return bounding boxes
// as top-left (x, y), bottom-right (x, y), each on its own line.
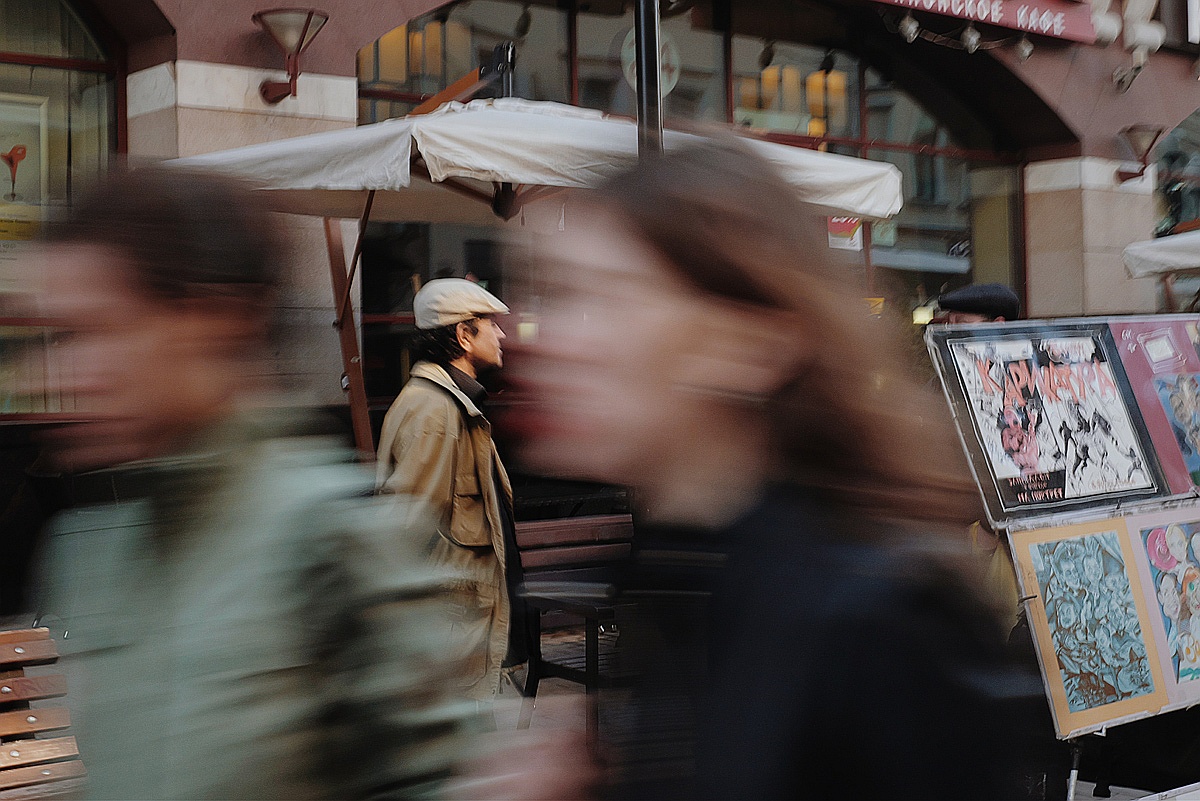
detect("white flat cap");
top-left (414, 278), bottom-right (509, 330)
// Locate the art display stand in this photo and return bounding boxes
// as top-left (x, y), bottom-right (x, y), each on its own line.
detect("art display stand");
top-left (928, 316), bottom-right (1200, 799)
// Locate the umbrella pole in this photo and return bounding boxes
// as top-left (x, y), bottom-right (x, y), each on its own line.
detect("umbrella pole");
top-left (634, 0), bottom-right (663, 159)
top-left (337, 189), bottom-right (376, 329)
top-left (325, 213), bottom-right (375, 458)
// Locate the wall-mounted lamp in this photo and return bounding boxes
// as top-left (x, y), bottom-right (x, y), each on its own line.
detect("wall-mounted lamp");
top-left (1016, 35), bottom-right (1034, 61)
top-left (961, 24), bottom-right (982, 53)
top-left (252, 8), bottom-right (330, 103)
top-left (1117, 124), bottom-right (1164, 182)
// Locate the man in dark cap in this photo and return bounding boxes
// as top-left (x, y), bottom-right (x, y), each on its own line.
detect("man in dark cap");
top-left (936, 282), bottom-right (1021, 323)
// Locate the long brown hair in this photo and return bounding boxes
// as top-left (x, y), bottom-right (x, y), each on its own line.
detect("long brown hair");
top-left (594, 139), bottom-right (980, 528)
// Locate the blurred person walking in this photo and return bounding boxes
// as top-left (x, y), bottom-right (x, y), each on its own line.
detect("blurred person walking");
top-left (31, 167), bottom-right (470, 800)
top-left (513, 141), bottom-right (1044, 800)
top-left (376, 279), bottom-right (526, 707)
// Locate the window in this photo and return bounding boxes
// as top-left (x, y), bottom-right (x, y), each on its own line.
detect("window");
top-left (1, 0), bottom-right (117, 416)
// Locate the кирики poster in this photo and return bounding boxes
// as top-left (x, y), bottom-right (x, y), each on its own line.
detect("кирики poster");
top-left (929, 322), bottom-right (1164, 524)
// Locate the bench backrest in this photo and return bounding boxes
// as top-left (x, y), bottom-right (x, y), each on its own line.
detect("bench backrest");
top-left (0, 628), bottom-right (85, 799)
top-left (515, 514), bottom-right (634, 583)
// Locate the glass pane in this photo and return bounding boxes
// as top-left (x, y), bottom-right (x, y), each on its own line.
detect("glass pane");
top-left (357, 97), bottom-right (417, 125)
top-left (0, 62), bottom-right (114, 304)
top-left (1155, 111), bottom-right (1200, 236)
top-left (0, 0), bottom-right (106, 60)
top-left (448, 1), bottom-right (570, 103)
top-left (867, 154), bottom-right (1019, 320)
top-left (359, 1), bottom-right (570, 103)
top-left (577, 2), bottom-right (726, 122)
top-left (732, 37), bottom-right (858, 137)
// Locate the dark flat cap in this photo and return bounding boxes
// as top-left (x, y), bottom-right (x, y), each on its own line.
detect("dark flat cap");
top-left (937, 283), bottom-right (1021, 321)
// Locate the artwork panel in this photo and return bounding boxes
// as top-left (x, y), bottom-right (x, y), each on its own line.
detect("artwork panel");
top-left (1012, 517), bottom-right (1168, 738)
top-left (1123, 507), bottom-right (1200, 709)
top-left (929, 320), bottom-right (1166, 527)
top-left (1110, 318), bottom-right (1200, 494)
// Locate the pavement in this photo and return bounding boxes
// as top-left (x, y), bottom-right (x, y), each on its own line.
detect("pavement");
top-left (507, 624), bottom-right (1172, 801)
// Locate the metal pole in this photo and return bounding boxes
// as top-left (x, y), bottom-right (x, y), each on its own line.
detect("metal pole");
top-left (634, 0), bottom-right (663, 158)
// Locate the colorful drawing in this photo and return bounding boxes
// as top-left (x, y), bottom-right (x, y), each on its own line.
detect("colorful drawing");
top-left (1030, 530), bottom-right (1155, 711)
top-left (1139, 521), bottom-right (1200, 683)
top-left (929, 321), bottom-right (1163, 524)
top-left (1111, 318), bottom-right (1200, 494)
top-left (1013, 518), bottom-right (1168, 738)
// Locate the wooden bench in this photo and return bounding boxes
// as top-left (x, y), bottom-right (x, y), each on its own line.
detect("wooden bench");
top-left (514, 514), bottom-right (634, 733)
top-left (0, 629), bottom-right (84, 799)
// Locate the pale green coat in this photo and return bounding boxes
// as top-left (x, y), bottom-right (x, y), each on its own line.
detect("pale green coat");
top-left (375, 362), bottom-right (514, 703)
top-left (37, 413), bottom-right (471, 800)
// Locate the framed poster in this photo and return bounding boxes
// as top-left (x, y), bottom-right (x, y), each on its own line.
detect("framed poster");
top-left (1013, 517), bottom-right (1168, 738)
top-left (928, 320), bottom-right (1166, 527)
top-left (0, 92), bottom-right (49, 210)
top-left (1124, 507), bottom-right (1200, 712)
top-left (0, 93), bottom-right (49, 303)
top-left (1110, 317), bottom-right (1200, 495)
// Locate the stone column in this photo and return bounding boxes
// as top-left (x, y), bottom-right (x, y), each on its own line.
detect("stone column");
top-left (1024, 157), bottom-right (1159, 317)
top-left (125, 60), bottom-right (361, 408)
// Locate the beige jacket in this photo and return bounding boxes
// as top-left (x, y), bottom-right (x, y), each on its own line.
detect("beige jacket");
top-left (376, 361), bottom-right (514, 701)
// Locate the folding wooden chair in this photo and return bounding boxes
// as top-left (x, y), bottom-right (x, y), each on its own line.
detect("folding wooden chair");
top-left (0, 629), bottom-right (84, 799)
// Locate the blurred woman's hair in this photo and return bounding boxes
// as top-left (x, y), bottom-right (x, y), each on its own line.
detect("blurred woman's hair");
top-left (593, 140), bottom-right (980, 528)
top-left (44, 165), bottom-right (282, 308)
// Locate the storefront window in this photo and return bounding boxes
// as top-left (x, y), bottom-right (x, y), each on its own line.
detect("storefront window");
top-left (1155, 111), bottom-right (1200, 237)
top-left (577, 1), bottom-right (726, 122)
top-left (358, 1), bottom-right (570, 124)
top-left (860, 71), bottom-right (1019, 316)
top-left (732, 38), bottom-right (859, 139)
top-left (1, 0), bottom-right (116, 414)
top-left (355, 1), bottom-right (1022, 338)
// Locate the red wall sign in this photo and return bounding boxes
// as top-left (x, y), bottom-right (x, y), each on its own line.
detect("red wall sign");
top-left (874, 0), bottom-right (1098, 43)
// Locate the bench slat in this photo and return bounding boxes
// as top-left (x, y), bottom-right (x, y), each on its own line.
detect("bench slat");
top-left (0, 641), bottom-right (58, 669)
top-left (0, 676), bottom-right (67, 704)
top-left (0, 708), bottom-right (71, 738)
top-left (0, 738), bottom-right (78, 771)
top-left (0, 633), bottom-right (49, 648)
top-left (0, 760), bottom-right (85, 791)
top-left (516, 515), bottom-right (633, 549)
top-left (522, 543), bottom-right (631, 570)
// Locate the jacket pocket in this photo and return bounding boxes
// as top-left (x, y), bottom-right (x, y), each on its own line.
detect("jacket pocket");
top-left (447, 490), bottom-right (492, 547)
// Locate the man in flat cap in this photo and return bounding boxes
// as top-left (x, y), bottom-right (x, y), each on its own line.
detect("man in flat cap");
top-left (376, 278), bottom-right (522, 708)
top-left (936, 282), bottom-right (1021, 323)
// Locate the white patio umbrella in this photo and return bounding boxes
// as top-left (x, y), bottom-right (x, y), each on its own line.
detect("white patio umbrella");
top-left (1123, 229), bottom-right (1200, 278)
top-left (169, 98), bottom-right (905, 453)
top-left (172, 97), bottom-right (904, 222)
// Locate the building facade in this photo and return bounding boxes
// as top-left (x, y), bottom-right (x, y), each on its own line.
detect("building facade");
top-left (4, 0), bottom-right (1200, 414)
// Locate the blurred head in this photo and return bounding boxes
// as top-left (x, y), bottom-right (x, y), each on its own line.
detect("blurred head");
top-left (38, 166), bottom-right (281, 471)
top-left (935, 283), bottom-right (1021, 324)
top-left (515, 140), bottom-right (977, 527)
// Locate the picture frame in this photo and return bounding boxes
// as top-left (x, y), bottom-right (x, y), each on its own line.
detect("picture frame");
top-left (1012, 517), bottom-right (1169, 738)
top-left (927, 319), bottom-right (1167, 528)
top-left (0, 92), bottom-right (50, 213)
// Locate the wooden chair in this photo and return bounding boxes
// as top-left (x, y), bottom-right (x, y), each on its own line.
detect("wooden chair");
top-left (0, 629), bottom-right (84, 799)
top-left (514, 514), bottom-right (635, 734)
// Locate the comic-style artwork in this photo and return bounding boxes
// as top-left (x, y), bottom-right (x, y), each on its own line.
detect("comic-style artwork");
top-left (1139, 521), bottom-right (1200, 683)
top-left (1111, 319), bottom-right (1200, 494)
top-left (930, 322), bottom-right (1163, 524)
top-left (1155, 375), bottom-right (1200, 485)
top-left (1029, 531), bottom-right (1156, 712)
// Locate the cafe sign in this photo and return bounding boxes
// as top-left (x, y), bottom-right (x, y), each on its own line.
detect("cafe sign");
top-left (873, 0), bottom-right (1098, 42)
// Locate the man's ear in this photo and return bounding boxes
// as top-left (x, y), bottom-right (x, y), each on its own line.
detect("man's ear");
top-left (671, 303), bottom-right (812, 400)
top-left (455, 320), bottom-right (475, 353)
